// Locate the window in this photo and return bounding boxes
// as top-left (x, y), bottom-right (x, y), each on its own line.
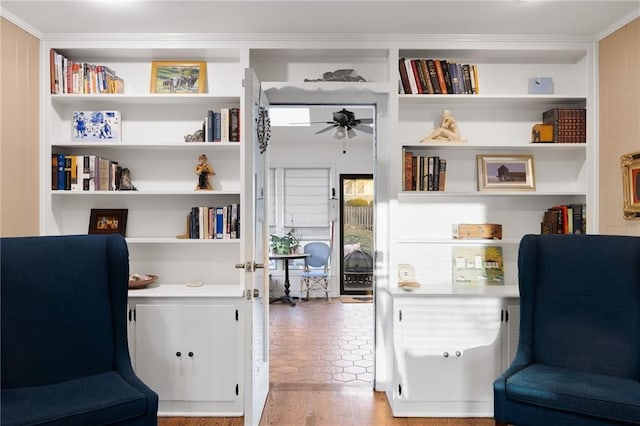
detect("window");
top-left (269, 167), bottom-right (332, 270)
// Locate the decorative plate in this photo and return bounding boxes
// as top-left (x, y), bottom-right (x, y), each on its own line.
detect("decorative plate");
top-left (128, 274), bottom-right (158, 289)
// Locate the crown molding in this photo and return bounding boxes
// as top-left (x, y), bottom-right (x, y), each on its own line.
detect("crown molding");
top-left (0, 7), bottom-right (43, 39)
top-left (597, 7), bottom-right (640, 40)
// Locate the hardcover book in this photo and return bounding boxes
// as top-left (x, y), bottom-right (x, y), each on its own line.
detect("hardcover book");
top-left (73, 111), bottom-right (121, 142)
top-left (452, 246), bottom-right (504, 285)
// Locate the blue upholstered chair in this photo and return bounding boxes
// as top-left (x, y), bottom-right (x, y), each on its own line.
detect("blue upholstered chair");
top-left (1, 234), bottom-right (158, 425)
top-left (494, 234), bottom-right (640, 426)
top-left (299, 242), bottom-right (332, 302)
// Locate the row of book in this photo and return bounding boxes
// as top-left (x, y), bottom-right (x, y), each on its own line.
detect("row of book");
top-left (403, 150), bottom-right (447, 191)
top-left (202, 108), bottom-right (240, 143)
top-left (541, 204), bottom-right (586, 235)
top-left (52, 154), bottom-right (126, 191)
top-left (50, 49), bottom-right (124, 95)
top-left (187, 205), bottom-right (239, 240)
top-left (542, 108), bottom-right (587, 143)
top-left (399, 58), bottom-right (479, 95)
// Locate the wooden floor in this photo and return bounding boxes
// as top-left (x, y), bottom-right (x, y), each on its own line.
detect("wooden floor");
top-left (158, 299), bottom-right (495, 426)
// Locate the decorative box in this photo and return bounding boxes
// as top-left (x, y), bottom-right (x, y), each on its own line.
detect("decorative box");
top-left (452, 223), bottom-right (503, 240)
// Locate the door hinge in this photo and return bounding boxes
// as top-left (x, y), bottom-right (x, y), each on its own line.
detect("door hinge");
top-left (236, 384), bottom-right (239, 396)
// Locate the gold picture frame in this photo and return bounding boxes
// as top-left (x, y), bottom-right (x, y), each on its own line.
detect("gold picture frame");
top-left (621, 151), bottom-right (640, 220)
top-left (150, 61), bottom-right (207, 94)
top-left (477, 154), bottom-right (535, 191)
top-left (89, 209), bottom-right (128, 236)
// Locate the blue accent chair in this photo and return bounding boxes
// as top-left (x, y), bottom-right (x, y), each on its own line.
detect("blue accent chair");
top-left (1, 234), bottom-right (158, 425)
top-left (494, 234), bottom-right (640, 425)
top-left (299, 242), bottom-right (332, 302)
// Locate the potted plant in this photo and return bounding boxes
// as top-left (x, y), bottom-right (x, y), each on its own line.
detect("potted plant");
top-left (270, 230), bottom-right (300, 254)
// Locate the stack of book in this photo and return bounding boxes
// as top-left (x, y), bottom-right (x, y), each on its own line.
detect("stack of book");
top-left (51, 154), bottom-right (123, 191)
top-left (403, 149), bottom-right (447, 191)
top-left (541, 204), bottom-right (586, 234)
top-left (542, 108), bottom-right (586, 143)
top-left (50, 49), bottom-right (124, 94)
top-left (398, 58), bottom-right (479, 95)
top-left (187, 205), bottom-right (240, 239)
top-left (202, 108), bottom-right (240, 143)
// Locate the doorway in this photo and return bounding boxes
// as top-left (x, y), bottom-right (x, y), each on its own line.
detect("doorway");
top-left (267, 104), bottom-right (375, 389)
top-left (340, 174), bottom-right (374, 296)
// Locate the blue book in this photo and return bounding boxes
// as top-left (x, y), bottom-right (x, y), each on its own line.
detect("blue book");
top-left (206, 110), bottom-right (214, 142)
top-left (213, 112), bottom-right (221, 142)
top-left (215, 207), bottom-right (224, 239)
top-left (56, 153), bottom-right (65, 190)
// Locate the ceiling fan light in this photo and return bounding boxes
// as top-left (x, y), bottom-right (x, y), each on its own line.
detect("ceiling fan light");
top-left (346, 127), bottom-right (357, 139)
top-left (333, 127), bottom-right (346, 140)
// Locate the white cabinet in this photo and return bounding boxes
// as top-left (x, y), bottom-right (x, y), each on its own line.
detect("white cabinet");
top-left (128, 294), bottom-right (243, 415)
top-left (390, 295), bottom-right (505, 417)
top-left (501, 299), bottom-right (521, 370)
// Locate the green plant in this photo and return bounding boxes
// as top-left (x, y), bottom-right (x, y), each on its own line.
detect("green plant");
top-left (270, 230), bottom-right (300, 254)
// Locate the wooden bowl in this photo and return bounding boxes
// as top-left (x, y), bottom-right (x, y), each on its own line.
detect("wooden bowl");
top-left (128, 274), bottom-right (158, 289)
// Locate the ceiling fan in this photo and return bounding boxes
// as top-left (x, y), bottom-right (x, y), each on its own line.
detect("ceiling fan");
top-left (313, 108), bottom-right (374, 141)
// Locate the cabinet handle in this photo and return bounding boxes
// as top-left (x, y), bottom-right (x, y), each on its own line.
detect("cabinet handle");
top-left (188, 352), bottom-right (194, 357)
top-left (455, 351), bottom-right (462, 357)
top-left (176, 351), bottom-right (182, 357)
top-left (443, 352), bottom-right (449, 358)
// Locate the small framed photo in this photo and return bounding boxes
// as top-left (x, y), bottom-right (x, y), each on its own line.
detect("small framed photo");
top-left (150, 61), bottom-right (207, 94)
top-left (73, 111), bottom-right (121, 142)
top-left (621, 151), bottom-right (640, 220)
top-left (477, 154), bottom-right (535, 191)
top-left (89, 209), bottom-right (128, 236)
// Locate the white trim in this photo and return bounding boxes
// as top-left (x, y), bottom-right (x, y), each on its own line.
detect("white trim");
top-left (0, 7), bottom-right (42, 39)
top-left (597, 7), bottom-right (640, 40)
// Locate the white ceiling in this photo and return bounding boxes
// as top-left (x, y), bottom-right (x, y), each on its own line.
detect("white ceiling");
top-left (1, 1), bottom-right (639, 39)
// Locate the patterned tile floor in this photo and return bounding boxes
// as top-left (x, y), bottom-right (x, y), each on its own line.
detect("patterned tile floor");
top-left (269, 298), bottom-right (374, 387)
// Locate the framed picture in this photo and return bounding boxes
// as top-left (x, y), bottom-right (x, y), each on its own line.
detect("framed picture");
top-left (72, 111), bottom-right (121, 142)
top-left (477, 154), bottom-right (535, 191)
top-left (89, 209), bottom-right (128, 236)
top-left (621, 151), bottom-right (640, 220)
top-left (150, 61), bottom-right (207, 94)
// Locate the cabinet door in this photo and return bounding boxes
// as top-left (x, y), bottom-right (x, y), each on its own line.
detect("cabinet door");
top-left (185, 305), bottom-right (238, 402)
top-left (396, 298), bottom-right (502, 403)
top-left (135, 304), bottom-right (186, 401)
top-left (502, 301), bottom-right (521, 370)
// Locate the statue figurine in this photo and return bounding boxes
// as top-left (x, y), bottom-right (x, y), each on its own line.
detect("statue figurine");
top-left (118, 167), bottom-right (137, 191)
top-left (421, 109), bottom-right (465, 143)
top-left (195, 154), bottom-right (215, 190)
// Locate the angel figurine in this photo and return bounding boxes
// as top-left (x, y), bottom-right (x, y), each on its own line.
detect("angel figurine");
top-left (194, 154), bottom-right (215, 190)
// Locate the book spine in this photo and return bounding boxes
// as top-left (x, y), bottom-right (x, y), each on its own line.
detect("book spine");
top-left (434, 60), bottom-right (448, 95)
top-left (418, 60), bottom-right (434, 94)
top-left (409, 60), bottom-right (423, 94)
top-left (462, 64), bottom-right (473, 94)
top-left (437, 159), bottom-right (447, 191)
top-left (440, 60), bottom-right (453, 94)
top-left (56, 153), bottom-right (65, 190)
top-left (403, 149), bottom-right (413, 191)
top-left (230, 108), bottom-right (240, 142)
top-left (398, 58), bottom-right (412, 94)
top-left (425, 59), bottom-right (442, 94)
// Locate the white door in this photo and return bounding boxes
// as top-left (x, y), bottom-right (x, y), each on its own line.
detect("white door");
top-left (241, 68), bottom-right (270, 426)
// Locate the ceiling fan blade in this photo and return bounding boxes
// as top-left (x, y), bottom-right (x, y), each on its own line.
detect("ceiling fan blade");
top-left (315, 125), bottom-right (335, 134)
top-left (358, 118), bottom-right (374, 124)
top-left (354, 124), bottom-right (374, 134)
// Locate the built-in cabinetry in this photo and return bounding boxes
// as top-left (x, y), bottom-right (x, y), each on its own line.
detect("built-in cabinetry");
top-left (127, 286), bottom-right (243, 415)
top-left (40, 41), bottom-right (248, 417)
top-left (388, 289), bottom-right (519, 417)
top-left (386, 44), bottom-right (593, 416)
top-left (39, 37), bottom-right (595, 419)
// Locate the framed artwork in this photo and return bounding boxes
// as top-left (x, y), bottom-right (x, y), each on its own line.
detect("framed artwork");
top-left (477, 154), bottom-right (535, 191)
top-left (89, 209), bottom-right (128, 236)
top-left (150, 61), bottom-right (207, 94)
top-left (621, 151), bottom-right (640, 220)
top-left (72, 111), bottom-right (121, 142)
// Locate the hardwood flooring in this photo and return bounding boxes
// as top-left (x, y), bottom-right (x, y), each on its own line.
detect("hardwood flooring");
top-left (158, 299), bottom-right (495, 426)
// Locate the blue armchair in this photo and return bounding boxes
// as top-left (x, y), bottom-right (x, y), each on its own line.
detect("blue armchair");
top-left (1, 234), bottom-right (158, 425)
top-left (494, 234), bottom-right (640, 425)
